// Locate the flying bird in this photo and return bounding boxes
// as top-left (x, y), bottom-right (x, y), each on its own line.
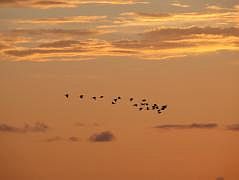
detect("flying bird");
top-left (65, 94), bottom-right (69, 98)
top-left (161, 105), bottom-right (168, 110)
top-left (133, 104), bottom-right (138, 107)
top-left (79, 95), bottom-right (84, 99)
top-left (139, 107), bottom-right (143, 111)
top-left (99, 96), bottom-right (104, 98)
top-left (142, 99), bottom-right (147, 102)
top-left (92, 96), bottom-right (97, 100)
top-left (130, 98), bottom-right (134, 101)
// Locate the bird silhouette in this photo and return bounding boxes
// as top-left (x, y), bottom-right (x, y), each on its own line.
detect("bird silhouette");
top-left (63, 92), bottom-right (168, 115)
top-left (161, 105), bottom-right (167, 110)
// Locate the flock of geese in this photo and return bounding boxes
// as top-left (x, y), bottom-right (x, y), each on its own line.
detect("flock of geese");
top-left (65, 93), bottom-right (167, 114)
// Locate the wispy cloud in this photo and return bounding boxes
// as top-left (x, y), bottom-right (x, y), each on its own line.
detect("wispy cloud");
top-left (226, 124), bottom-right (239, 131)
top-left (44, 136), bottom-right (63, 142)
top-left (89, 131), bottom-right (115, 142)
top-left (68, 136), bottom-right (80, 142)
top-left (170, 1), bottom-right (190, 8)
top-left (17, 16), bottom-right (107, 25)
top-left (0, 0), bottom-right (149, 9)
top-left (1, 26), bottom-right (239, 61)
top-left (154, 123), bottom-right (218, 130)
top-left (1, 3), bottom-right (239, 61)
top-left (111, 10), bottom-right (238, 29)
top-left (0, 122), bottom-right (48, 133)
top-left (44, 136), bottom-right (80, 142)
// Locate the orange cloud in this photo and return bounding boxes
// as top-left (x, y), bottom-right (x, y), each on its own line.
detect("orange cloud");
top-left (0, 0), bottom-right (149, 8)
top-left (109, 10), bottom-right (239, 30)
top-left (1, 26), bottom-right (239, 61)
top-left (17, 16), bottom-right (107, 24)
top-left (170, 1), bottom-right (190, 8)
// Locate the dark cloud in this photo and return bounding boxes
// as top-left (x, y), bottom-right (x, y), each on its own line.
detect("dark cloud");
top-left (0, 123), bottom-right (21, 133)
top-left (154, 123), bottom-right (218, 130)
top-left (5, 48), bottom-right (88, 57)
top-left (89, 131), bottom-right (115, 142)
top-left (44, 136), bottom-right (80, 142)
top-left (75, 122), bottom-right (85, 127)
top-left (136, 12), bottom-right (172, 18)
top-left (39, 40), bottom-right (82, 48)
top-left (0, 122), bottom-right (48, 133)
top-left (68, 136), bottom-right (80, 142)
top-left (8, 29), bottom-right (100, 37)
top-left (112, 39), bottom-right (195, 50)
top-left (226, 124), bottom-right (239, 131)
top-left (44, 136), bottom-right (63, 142)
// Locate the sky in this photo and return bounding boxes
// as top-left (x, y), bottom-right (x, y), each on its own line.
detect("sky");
top-left (0, 1), bottom-right (239, 180)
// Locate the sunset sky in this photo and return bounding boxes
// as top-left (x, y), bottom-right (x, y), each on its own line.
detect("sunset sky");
top-left (0, 1), bottom-right (239, 180)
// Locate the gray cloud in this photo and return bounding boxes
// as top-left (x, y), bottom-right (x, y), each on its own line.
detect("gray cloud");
top-left (154, 123), bottom-right (218, 130)
top-left (68, 136), bottom-right (80, 142)
top-left (44, 136), bottom-right (63, 142)
top-left (44, 136), bottom-right (80, 142)
top-left (226, 124), bottom-right (239, 131)
top-left (89, 131), bottom-right (115, 142)
top-left (0, 122), bottom-right (48, 133)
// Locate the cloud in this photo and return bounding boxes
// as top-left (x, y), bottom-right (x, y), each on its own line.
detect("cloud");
top-left (75, 122), bottom-right (85, 127)
top-left (216, 177), bottom-right (224, 180)
top-left (5, 29), bottom-right (102, 39)
top-left (0, 122), bottom-right (48, 133)
top-left (68, 136), bottom-right (80, 142)
top-left (43, 136), bottom-right (80, 142)
top-left (0, 0), bottom-right (149, 9)
top-left (1, 4), bottom-right (239, 62)
top-left (170, 1), bottom-right (190, 8)
top-left (206, 5), bottom-right (228, 11)
top-left (1, 26), bottom-right (239, 61)
top-left (44, 136), bottom-right (63, 142)
top-left (154, 123), bottom-right (218, 130)
top-left (226, 124), bottom-right (239, 131)
top-left (17, 16), bottom-right (107, 25)
top-left (89, 131), bottom-right (115, 142)
top-left (110, 10), bottom-right (239, 29)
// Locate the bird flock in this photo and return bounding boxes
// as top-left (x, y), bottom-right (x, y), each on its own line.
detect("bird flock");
top-left (65, 93), bottom-right (167, 114)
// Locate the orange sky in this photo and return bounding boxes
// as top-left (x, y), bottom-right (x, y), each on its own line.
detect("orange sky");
top-left (0, 1), bottom-right (239, 180)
